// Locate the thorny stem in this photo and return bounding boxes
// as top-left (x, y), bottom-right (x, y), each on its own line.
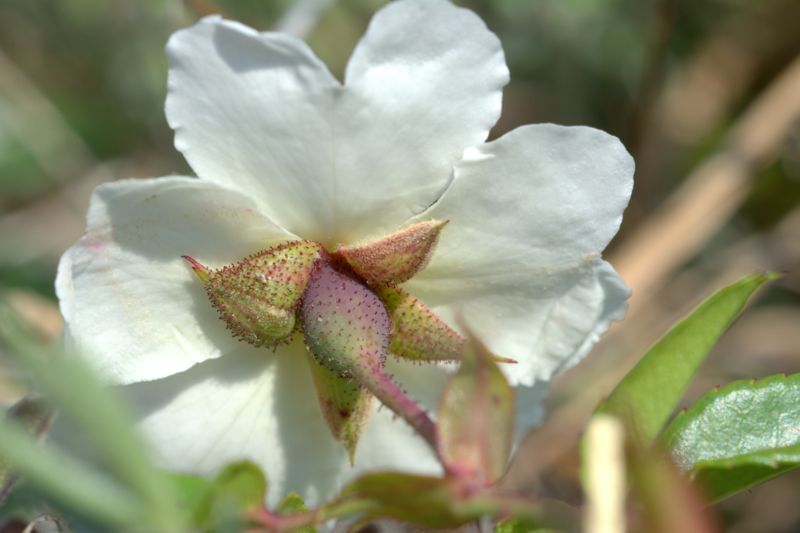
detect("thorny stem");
top-left (357, 363), bottom-right (439, 453)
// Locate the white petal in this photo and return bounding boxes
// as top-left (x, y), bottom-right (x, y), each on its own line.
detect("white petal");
top-left (406, 124), bottom-right (634, 386)
top-left (514, 382), bottom-right (548, 442)
top-left (337, 0), bottom-right (509, 241)
top-left (165, 16), bottom-right (340, 243)
top-left (126, 340), bottom-right (445, 507)
top-left (56, 177), bottom-right (296, 384)
top-left (166, 1), bottom-right (508, 246)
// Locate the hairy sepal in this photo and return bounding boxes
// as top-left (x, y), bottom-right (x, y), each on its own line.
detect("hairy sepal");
top-left (376, 286), bottom-right (465, 362)
top-left (185, 241), bottom-right (323, 347)
top-left (306, 356), bottom-right (373, 464)
top-left (336, 220), bottom-right (447, 287)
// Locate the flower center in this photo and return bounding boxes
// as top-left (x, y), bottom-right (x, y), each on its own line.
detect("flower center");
top-left (183, 220), bottom-right (453, 352)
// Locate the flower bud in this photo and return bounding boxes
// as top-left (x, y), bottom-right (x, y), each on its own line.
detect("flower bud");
top-left (300, 262), bottom-right (388, 378)
top-left (301, 262), bottom-right (436, 449)
top-left (184, 241), bottom-right (322, 347)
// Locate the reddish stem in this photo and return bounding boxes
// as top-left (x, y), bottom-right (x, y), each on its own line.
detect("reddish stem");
top-left (357, 362), bottom-right (439, 453)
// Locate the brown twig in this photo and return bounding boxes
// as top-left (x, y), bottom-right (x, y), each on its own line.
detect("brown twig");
top-left (612, 53), bottom-right (800, 314)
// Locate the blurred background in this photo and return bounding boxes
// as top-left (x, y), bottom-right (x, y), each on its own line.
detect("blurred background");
top-left (0, 0), bottom-right (798, 531)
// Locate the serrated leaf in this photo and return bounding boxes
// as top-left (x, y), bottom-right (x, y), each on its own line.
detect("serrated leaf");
top-left (597, 273), bottom-right (777, 444)
top-left (277, 493), bottom-right (316, 533)
top-left (376, 286), bottom-right (465, 362)
top-left (664, 373), bottom-right (800, 501)
top-left (277, 493), bottom-right (306, 515)
top-left (437, 335), bottom-right (514, 485)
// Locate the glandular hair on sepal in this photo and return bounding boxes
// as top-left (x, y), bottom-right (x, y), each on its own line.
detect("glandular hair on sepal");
top-left (336, 220), bottom-right (448, 287)
top-left (184, 241), bottom-right (323, 347)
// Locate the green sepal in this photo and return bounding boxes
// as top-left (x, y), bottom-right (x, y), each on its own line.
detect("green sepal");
top-left (664, 373), bottom-right (800, 501)
top-left (306, 355), bottom-right (373, 464)
top-left (376, 286), bottom-right (465, 362)
top-left (186, 241), bottom-right (323, 347)
top-left (437, 333), bottom-right (514, 485)
top-left (336, 220), bottom-right (447, 287)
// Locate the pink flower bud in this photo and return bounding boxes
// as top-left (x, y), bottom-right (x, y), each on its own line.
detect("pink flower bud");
top-left (301, 262), bottom-right (389, 377)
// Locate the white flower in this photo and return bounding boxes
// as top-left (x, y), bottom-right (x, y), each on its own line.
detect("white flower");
top-left (55, 0), bottom-right (633, 506)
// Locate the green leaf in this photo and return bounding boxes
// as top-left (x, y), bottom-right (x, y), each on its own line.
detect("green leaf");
top-left (167, 473), bottom-right (213, 519)
top-left (437, 333), bottom-right (514, 485)
top-left (376, 286), bottom-right (465, 362)
top-left (212, 461), bottom-right (266, 511)
top-left (277, 492), bottom-right (316, 533)
top-left (495, 518), bottom-right (533, 533)
top-left (664, 373), bottom-right (800, 501)
top-left (339, 473), bottom-right (465, 528)
top-left (192, 461), bottom-right (267, 532)
top-left (597, 273), bottom-right (777, 444)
